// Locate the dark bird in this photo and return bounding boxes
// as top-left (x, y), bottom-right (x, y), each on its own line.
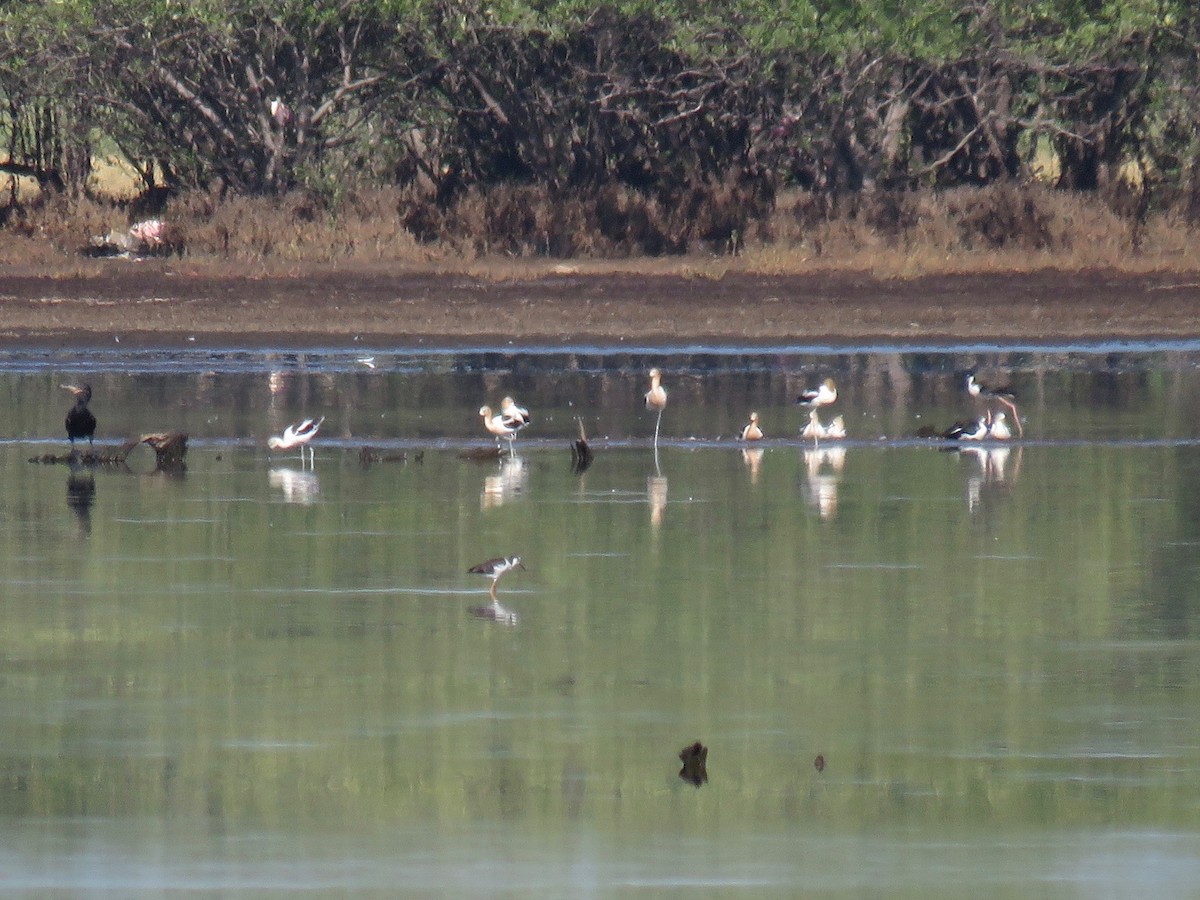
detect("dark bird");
top-left (62, 383), bottom-right (96, 447)
top-left (966, 372), bottom-right (1023, 437)
top-left (468, 556), bottom-right (526, 599)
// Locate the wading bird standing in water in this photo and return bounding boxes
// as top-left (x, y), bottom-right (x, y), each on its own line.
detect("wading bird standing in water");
top-left (62, 383), bottom-right (97, 448)
top-left (468, 555), bottom-right (526, 599)
top-left (966, 372), bottom-right (1023, 437)
top-left (645, 368), bottom-right (667, 448)
top-left (268, 417), bottom-right (324, 466)
top-left (480, 405), bottom-right (519, 455)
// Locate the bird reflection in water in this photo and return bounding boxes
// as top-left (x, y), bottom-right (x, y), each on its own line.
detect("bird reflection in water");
top-left (803, 446), bottom-right (847, 520)
top-left (66, 468), bottom-right (96, 536)
top-left (647, 474), bottom-right (668, 529)
top-left (468, 597), bottom-right (520, 626)
top-left (962, 445), bottom-right (1022, 515)
top-left (678, 741), bottom-right (708, 787)
top-left (741, 447), bottom-right (765, 484)
top-left (481, 454), bottom-right (528, 509)
top-left (269, 467), bottom-right (320, 505)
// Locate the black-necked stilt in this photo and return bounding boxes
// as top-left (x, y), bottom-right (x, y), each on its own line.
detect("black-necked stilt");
top-left (644, 368), bottom-right (667, 447)
top-left (741, 411), bottom-right (764, 441)
top-left (943, 417), bottom-right (989, 441)
top-left (268, 416), bottom-right (324, 466)
top-left (480, 405), bottom-right (518, 454)
top-left (62, 383), bottom-right (96, 447)
top-left (966, 373), bottom-right (1023, 436)
top-left (468, 555), bottom-right (526, 598)
top-left (796, 378), bottom-right (837, 409)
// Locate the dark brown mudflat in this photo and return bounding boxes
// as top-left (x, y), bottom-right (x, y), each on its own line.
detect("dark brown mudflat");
top-left (3, 265), bottom-right (1198, 347)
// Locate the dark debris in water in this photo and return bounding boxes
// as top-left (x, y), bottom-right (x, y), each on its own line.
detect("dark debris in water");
top-left (678, 741), bottom-right (708, 787)
top-left (570, 417), bottom-right (594, 474)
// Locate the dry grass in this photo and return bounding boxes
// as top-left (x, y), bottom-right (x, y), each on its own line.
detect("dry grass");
top-left (3, 180), bottom-right (1200, 280)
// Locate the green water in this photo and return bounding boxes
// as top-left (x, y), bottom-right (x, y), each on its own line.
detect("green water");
top-left (1, 348), bottom-right (1198, 896)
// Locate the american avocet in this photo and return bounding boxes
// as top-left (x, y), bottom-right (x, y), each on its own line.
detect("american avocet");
top-left (796, 377), bottom-right (837, 409)
top-left (801, 409), bottom-right (825, 445)
top-left (966, 372), bottom-right (1023, 436)
top-left (268, 416), bottom-right (325, 465)
top-left (824, 415), bottom-right (847, 440)
top-left (741, 411), bottom-right (764, 441)
top-left (62, 383), bottom-right (96, 447)
top-left (988, 411), bottom-right (1012, 440)
top-left (644, 368), bottom-right (667, 447)
top-left (480, 405), bottom-right (518, 455)
top-left (468, 555), bottom-right (526, 599)
top-left (500, 396), bottom-right (531, 427)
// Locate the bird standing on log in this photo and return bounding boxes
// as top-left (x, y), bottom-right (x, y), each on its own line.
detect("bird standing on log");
top-left (62, 383), bottom-right (97, 447)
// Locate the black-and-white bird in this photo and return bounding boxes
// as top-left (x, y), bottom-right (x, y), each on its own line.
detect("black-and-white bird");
top-left (796, 378), bottom-right (837, 409)
top-left (966, 372), bottom-right (1023, 436)
top-left (468, 556), bottom-right (526, 598)
top-left (480, 405), bottom-right (519, 454)
top-left (500, 396), bottom-right (531, 428)
top-left (62, 383), bottom-right (97, 447)
top-left (268, 417), bottom-right (324, 465)
top-left (942, 417), bottom-right (989, 441)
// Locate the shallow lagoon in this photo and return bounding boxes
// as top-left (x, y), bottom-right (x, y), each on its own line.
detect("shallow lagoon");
top-left (2, 344), bottom-right (1199, 896)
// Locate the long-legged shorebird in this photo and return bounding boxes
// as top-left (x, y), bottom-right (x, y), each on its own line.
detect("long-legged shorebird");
top-left (741, 411), bottom-right (764, 441)
top-left (645, 368), bottom-right (667, 447)
top-left (801, 409), bottom-right (825, 446)
top-left (966, 373), bottom-right (1023, 437)
top-left (268, 416), bottom-right (324, 466)
top-left (944, 416), bottom-right (989, 441)
top-left (62, 383), bottom-right (97, 447)
top-left (480, 405), bottom-right (519, 455)
top-left (468, 555), bottom-right (526, 599)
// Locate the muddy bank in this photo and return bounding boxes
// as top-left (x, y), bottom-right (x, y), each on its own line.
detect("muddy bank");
top-left (2, 265), bottom-right (1199, 347)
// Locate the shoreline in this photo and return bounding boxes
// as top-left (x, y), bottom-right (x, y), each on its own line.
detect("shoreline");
top-left (3, 265), bottom-right (1200, 348)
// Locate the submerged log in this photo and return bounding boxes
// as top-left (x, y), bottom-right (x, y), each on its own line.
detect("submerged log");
top-left (122, 432), bottom-right (188, 471)
top-left (31, 431), bottom-right (189, 470)
top-left (29, 448), bottom-right (129, 467)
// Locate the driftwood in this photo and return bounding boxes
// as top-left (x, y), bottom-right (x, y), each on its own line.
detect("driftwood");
top-left (570, 417), bottom-right (594, 474)
top-left (30, 432), bottom-right (188, 472)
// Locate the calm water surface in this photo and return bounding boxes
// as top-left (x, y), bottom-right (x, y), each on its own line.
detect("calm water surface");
top-left (2, 345), bottom-right (1199, 897)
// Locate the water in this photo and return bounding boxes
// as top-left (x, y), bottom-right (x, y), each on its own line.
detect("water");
top-left (2, 346), bottom-right (1199, 897)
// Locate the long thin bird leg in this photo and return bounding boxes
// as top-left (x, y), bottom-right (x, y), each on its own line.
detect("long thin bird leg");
top-left (998, 397), bottom-right (1023, 437)
top-left (653, 409), bottom-right (663, 448)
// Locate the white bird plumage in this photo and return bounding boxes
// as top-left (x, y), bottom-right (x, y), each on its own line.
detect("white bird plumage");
top-left (267, 417), bottom-right (324, 465)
